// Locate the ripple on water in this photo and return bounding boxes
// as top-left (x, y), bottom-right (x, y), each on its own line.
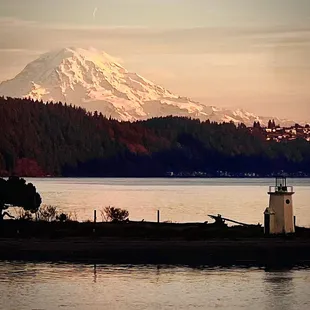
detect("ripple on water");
top-left (0, 262), bottom-right (310, 309)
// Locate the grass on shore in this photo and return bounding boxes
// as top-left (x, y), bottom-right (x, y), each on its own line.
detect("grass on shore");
top-left (1, 219), bottom-right (310, 240)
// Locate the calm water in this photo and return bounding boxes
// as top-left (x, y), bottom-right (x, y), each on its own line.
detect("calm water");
top-left (20, 178), bottom-right (310, 226)
top-left (0, 262), bottom-right (310, 310)
top-left (2, 178), bottom-right (310, 309)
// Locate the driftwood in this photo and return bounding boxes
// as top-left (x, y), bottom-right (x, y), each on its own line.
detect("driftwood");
top-left (208, 214), bottom-right (261, 227)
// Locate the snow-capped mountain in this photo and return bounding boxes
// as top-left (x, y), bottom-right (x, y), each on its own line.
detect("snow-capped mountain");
top-left (0, 47), bottom-right (294, 126)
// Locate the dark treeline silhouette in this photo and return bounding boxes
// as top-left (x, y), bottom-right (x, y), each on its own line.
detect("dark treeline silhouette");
top-left (1, 97), bottom-right (310, 177)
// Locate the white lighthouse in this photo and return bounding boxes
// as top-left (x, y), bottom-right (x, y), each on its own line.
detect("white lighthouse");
top-left (264, 177), bottom-right (295, 234)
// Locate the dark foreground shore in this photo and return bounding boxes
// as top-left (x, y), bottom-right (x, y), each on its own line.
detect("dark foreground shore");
top-left (1, 237), bottom-right (310, 268)
top-left (1, 220), bottom-right (310, 267)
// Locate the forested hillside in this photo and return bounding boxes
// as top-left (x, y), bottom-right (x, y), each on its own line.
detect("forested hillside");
top-left (1, 97), bottom-right (309, 177)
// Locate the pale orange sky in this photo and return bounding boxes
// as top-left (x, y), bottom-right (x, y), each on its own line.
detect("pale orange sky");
top-left (0, 0), bottom-right (309, 121)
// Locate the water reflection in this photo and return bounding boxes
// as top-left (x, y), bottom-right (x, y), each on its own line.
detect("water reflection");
top-left (263, 271), bottom-right (295, 310)
top-left (93, 264), bottom-right (97, 283)
top-left (0, 262), bottom-right (310, 310)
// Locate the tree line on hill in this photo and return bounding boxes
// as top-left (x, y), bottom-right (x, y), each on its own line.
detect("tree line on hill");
top-left (0, 97), bottom-right (310, 177)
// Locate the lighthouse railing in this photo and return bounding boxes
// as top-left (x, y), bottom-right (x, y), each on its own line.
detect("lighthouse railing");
top-left (268, 185), bottom-right (294, 193)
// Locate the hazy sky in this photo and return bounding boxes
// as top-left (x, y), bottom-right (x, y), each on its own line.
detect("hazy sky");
top-left (0, 0), bottom-right (309, 120)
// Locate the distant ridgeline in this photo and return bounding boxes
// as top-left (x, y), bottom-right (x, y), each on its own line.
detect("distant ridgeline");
top-left (0, 97), bottom-right (310, 177)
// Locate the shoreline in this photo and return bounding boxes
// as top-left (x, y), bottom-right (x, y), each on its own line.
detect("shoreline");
top-left (1, 237), bottom-right (310, 268)
top-left (1, 221), bottom-right (310, 267)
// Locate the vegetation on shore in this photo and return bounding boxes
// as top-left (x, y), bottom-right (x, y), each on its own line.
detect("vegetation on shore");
top-left (0, 176), bottom-right (41, 221)
top-left (0, 177), bottom-right (140, 237)
top-left (1, 97), bottom-right (310, 177)
top-left (1, 177), bottom-right (310, 267)
top-left (1, 220), bottom-right (310, 267)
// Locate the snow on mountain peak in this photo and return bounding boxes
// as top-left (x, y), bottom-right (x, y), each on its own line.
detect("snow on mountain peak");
top-left (0, 47), bottom-right (296, 125)
top-left (35, 47), bottom-right (123, 71)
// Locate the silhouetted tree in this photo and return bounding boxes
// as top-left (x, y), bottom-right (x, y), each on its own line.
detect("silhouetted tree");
top-left (37, 205), bottom-right (58, 222)
top-left (0, 177), bottom-right (42, 221)
top-left (268, 119), bottom-right (276, 129)
top-left (101, 206), bottom-right (129, 222)
top-left (253, 121), bottom-right (262, 129)
top-left (57, 212), bottom-right (68, 222)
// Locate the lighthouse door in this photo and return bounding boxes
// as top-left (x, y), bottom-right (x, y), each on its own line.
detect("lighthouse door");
top-left (264, 213), bottom-right (270, 234)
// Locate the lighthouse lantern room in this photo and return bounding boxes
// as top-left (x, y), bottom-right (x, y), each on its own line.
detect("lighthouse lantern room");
top-left (264, 177), bottom-right (295, 234)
